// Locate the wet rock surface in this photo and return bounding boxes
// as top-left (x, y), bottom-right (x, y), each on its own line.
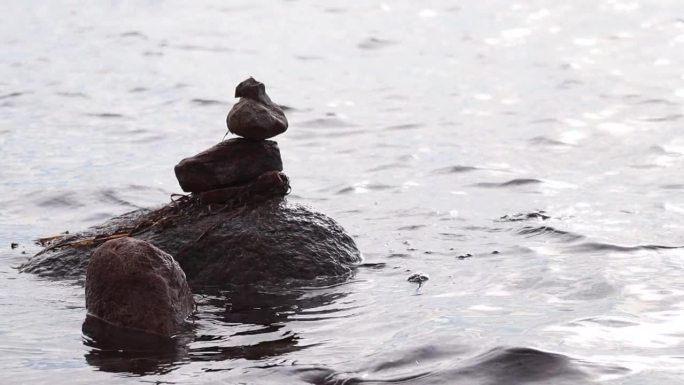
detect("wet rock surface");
top-left (85, 237), bottom-right (193, 336)
top-left (23, 78), bottom-right (360, 288)
top-left (198, 170), bottom-right (289, 205)
top-left (226, 77), bottom-right (288, 140)
top-left (174, 138), bottom-right (283, 193)
top-left (22, 197), bottom-right (361, 287)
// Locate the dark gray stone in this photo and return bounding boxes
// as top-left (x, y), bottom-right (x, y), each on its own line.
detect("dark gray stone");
top-left (226, 77), bottom-right (288, 140)
top-left (174, 138), bottom-right (283, 193)
top-left (85, 237), bottom-right (194, 336)
top-left (198, 171), bottom-right (289, 205)
top-left (22, 198), bottom-right (361, 287)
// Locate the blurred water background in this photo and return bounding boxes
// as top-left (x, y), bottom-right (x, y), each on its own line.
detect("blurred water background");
top-left (2, 0), bottom-right (684, 383)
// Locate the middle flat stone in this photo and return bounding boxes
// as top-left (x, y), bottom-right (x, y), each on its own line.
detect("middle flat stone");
top-left (174, 138), bottom-right (283, 193)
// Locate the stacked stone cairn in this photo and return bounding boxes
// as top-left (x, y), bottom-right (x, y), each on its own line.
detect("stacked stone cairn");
top-left (174, 77), bottom-right (291, 205)
top-left (28, 78), bottom-right (361, 339)
top-left (84, 78), bottom-right (292, 338)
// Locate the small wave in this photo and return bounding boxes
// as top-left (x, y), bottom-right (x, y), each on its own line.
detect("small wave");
top-left (297, 346), bottom-right (589, 384)
top-left (161, 43), bottom-right (233, 52)
top-left (298, 117), bottom-right (355, 128)
top-left (217, 5), bottom-right (256, 13)
top-left (97, 189), bottom-right (142, 209)
top-left (641, 113), bottom-right (683, 122)
top-left (438, 232), bottom-right (466, 240)
top-left (337, 184), bottom-right (394, 194)
top-left (462, 225), bottom-right (507, 233)
top-left (35, 192), bottom-right (84, 209)
top-left (498, 211), bottom-right (550, 222)
top-left (635, 98), bottom-right (676, 106)
top-left (188, 333), bottom-right (309, 362)
top-left (397, 224), bottom-right (425, 231)
top-left (319, 129), bottom-right (368, 138)
top-left (516, 226), bottom-right (584, 242)
top-left (570, 315), bottom-right (639, 328)
top-left (454, 346), bottom-right (588, 384)
top-left (648, 145), bottom-right (669, 154)
top-left (529, 117), bottom-right (560, 125)
top-left (561, 280), bottom-right (615, 301)
top-left (473, 178), bottom-right (542, 188)
top-left (557, 79), bottom-right (583, 89)
top-left (191, 98), bottom-right (224, 106)
top-left (569, 242), bottom-right (682, 253)
top-left (661, 184), bottom-right (684, 190)
top-left (529, 136), bottom-right (573, 147)
top-left (86, 112), bottom-right (125, 118)
top-left (358, 262), bottom-right (386, 269)
top-left (384, 123), bottom-right (421, 131)
top-left (125, 184), bottom-right (169, 194)
top-left (629, 163), bottom-right (659, 169)
top-left (357, 37), bottom-right (396, 50)
top-left (119, 31), bottom-right (147, 39)
top-left (0, 92), bottom-right (25, 100)
top-left (366, 163), bottom-right (410, 172)
top-left (56, 91), bottom-right (89, 98)
top-left (294, 54), bottom-right (324, 61)
top-left (432, 165), bottom-right (478, 174)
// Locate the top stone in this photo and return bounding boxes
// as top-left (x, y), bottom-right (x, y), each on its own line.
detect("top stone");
top-left (226, 77), bottom-right (288, 140)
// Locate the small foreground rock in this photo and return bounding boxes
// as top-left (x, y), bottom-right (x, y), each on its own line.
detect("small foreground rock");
top-left (85, 237), bottom-right (194, 336)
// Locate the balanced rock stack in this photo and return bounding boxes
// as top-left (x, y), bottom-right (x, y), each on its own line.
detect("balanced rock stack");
top-left (22, 77), bottom-right (363, 339)
top-left (175, 77), bottom-right (290, 205)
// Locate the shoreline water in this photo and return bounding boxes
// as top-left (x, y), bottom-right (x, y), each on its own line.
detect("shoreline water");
top-left (2, 0), bottom-right (684, 383)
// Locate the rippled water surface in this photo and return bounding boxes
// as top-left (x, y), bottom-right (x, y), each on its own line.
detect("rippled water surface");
top-left (2, 0), bottom-right (684, 384)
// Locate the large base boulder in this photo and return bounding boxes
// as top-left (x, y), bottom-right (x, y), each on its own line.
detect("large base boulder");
top-left (21, 198), bottom-right (361, 287)
top-left (85, 237), bottom-right (194, 336)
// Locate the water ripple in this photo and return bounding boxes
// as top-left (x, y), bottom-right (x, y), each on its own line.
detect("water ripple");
top-left (357, 37), bottom-right (396, 50)
top-left (473, 179), bottom-right (543, 188)
top-left (0, 92), bottom-right (26, 99)
top-left (298, 116), bottom-right (355, 128)
top-left (498, 211), bottom-right (550, 222)
top-left (191, 98), bottom-right (225, 106)
top-left (568, 242), bottom-right (682, 253)
top-left (432, 165), bottom-right (478, 174)
top-left (296, 346), bottom-right (592, 384)
top-left (516, 226), bottom-right (584, 242)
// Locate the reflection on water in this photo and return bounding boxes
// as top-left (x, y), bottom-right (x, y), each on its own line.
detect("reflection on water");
top-left (82, 286), bottom-right (354, 376)
top-left (2, 0), bottom-right (684, 383)
top-left (83, 315), bottom-right (190, 375)
top-left (81, 285), bottom-right (616, 384)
